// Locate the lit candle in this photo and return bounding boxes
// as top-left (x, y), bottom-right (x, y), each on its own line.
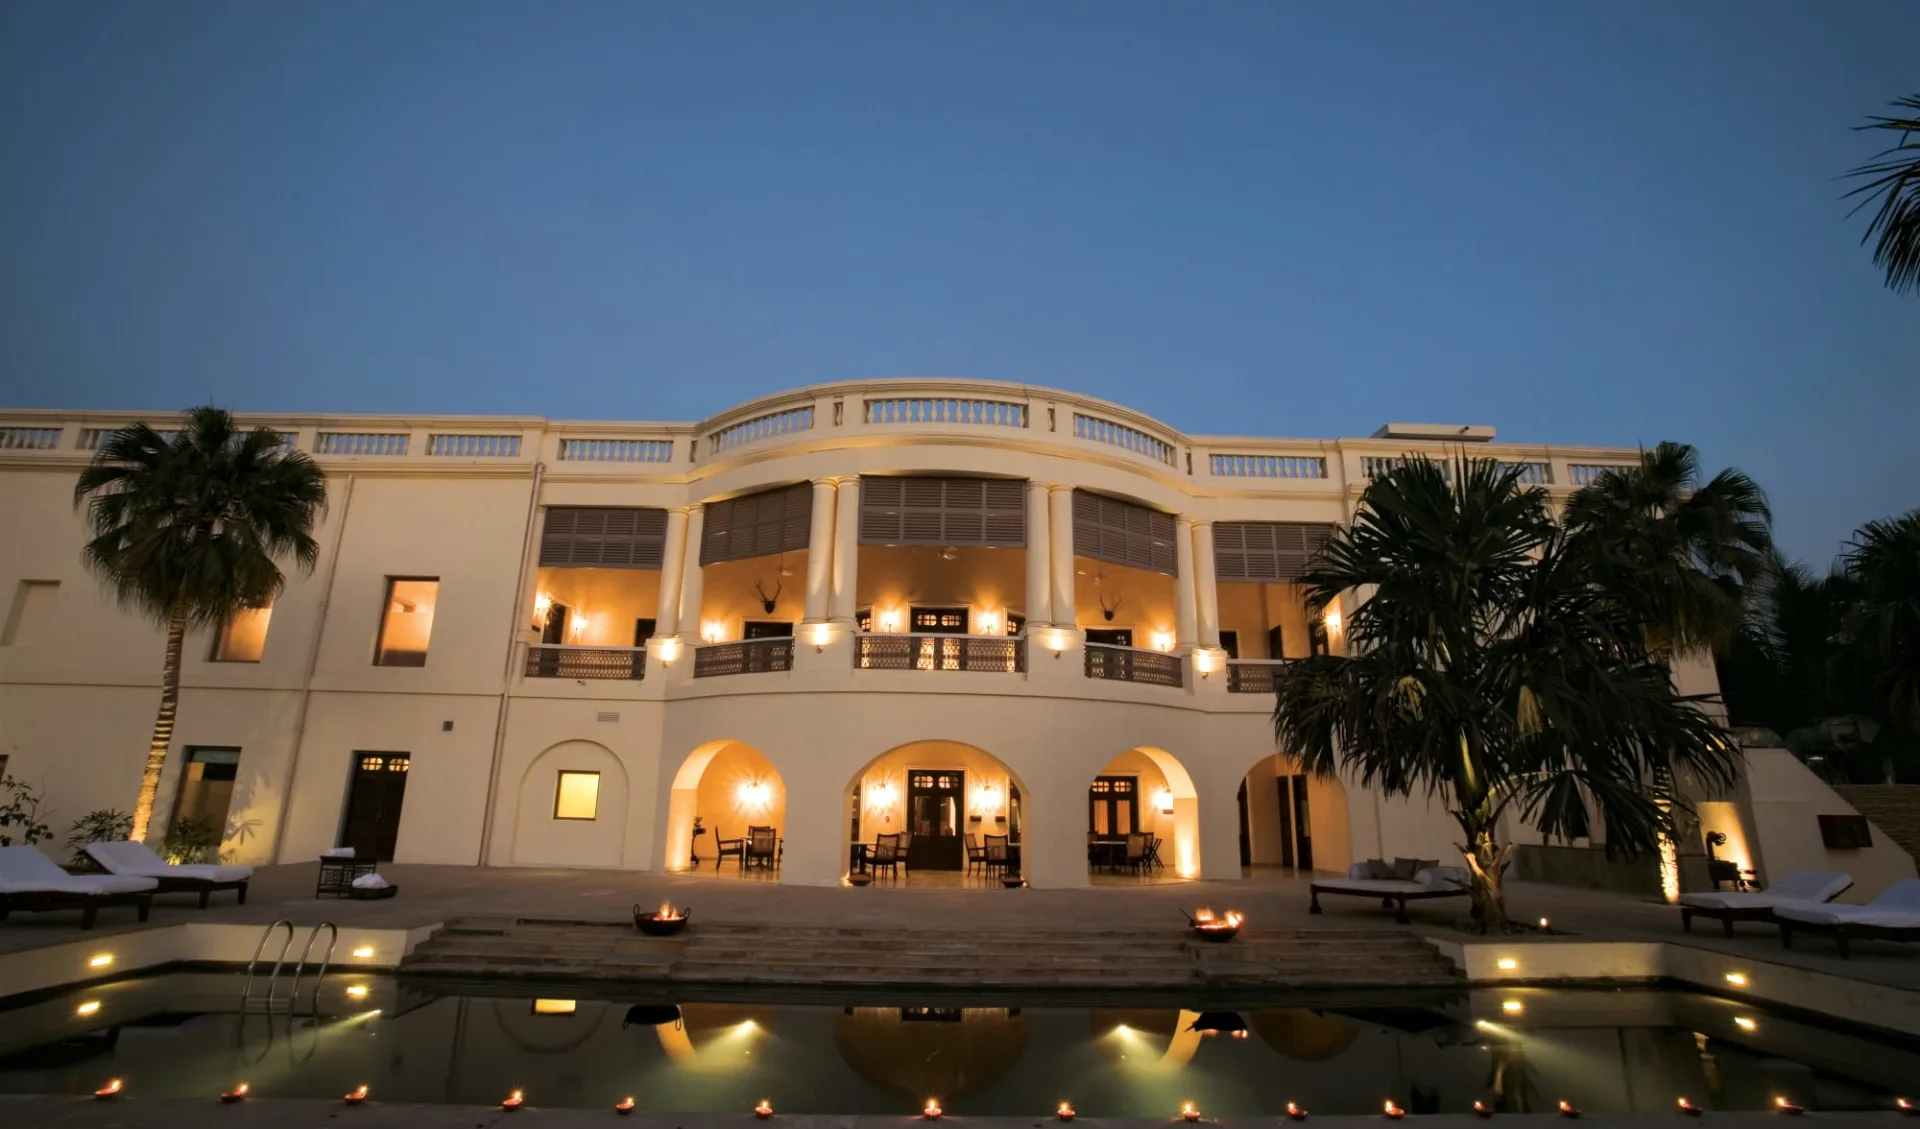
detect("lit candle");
top-left (1473, 1101), bottom-right (1493, 1118)
top-left (616, 1097), bottom-right (635, 1115)
top-left (221, 1083), bottom-right (250, 1104)
top-left (1286, 1101), bottom-right (1309, 1120)
top-left (1896, 1097), bottom-right (1915, 1117)
top-left (1678, 1098), bottom-right (1703, 1117)
top-left (345, 1085), bottom-right (369, 1105)
top-left (1182, 1101), bottom-right (1202, 1122)
top-left (1230, 1028), bottom-right (1249, 1039)
top-left (503, 1089), bottom-right (525, 1111)
top-left (1774, 1097), bottom-right (1804, 1116)
top-left (1559, 1101), bottom-right (1581, 1119)
top-left (1057, 1102), bottom-right (1076, 1121)
top-left (924, 1099), bottom-right (943, 1120)
top-left (1538, 918), bottom-right (1550, 930)
top-left (757, 1100), bottom-right (774, 1119)
top-left (1384, 1101), bottom-right (1405, 1120)
top-left (95, 1079), bottom-right (124, 1101)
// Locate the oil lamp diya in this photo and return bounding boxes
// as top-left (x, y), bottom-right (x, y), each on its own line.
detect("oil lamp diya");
top-left (757, 1100), bottom-right (775, 1119)
top-left (94, 1079), bottom-right (123, 1101)
top-left (616, 1097), bottom-right (635, 1115)
top-left (1286, 1102), bottom-right (1309, 1121)
top-left (502, 1089), bottom-right (525, 1111)
top-left (221, 1083), bottom-right (249, 1104)
top-left (1383, 1100), bottom-right (1405, 1120)
top-left (1056, 1102), bottom-right (1075, 1121)
top-left (345, 1085), bottom-right (369, 1105)
top-left (1182, 1101), bottom-right (1202, 1121)
top-left (1558, 1101), bottom-right (1581, 1119)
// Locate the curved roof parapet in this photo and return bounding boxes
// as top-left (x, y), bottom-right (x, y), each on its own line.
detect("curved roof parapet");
top-left (1370, 423), bottom-right (1496, 442)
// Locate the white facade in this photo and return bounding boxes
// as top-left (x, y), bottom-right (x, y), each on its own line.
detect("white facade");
top-left (0, 378), bottom-right (1805, 890)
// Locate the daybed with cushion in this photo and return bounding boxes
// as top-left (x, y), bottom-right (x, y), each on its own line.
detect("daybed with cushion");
top-left (84, 841), bottom-right (252, 907)
top-left (0, 845), bottom-right (157, 929)
top-left (1775, 878), bottom-right (1920, 958)
top-left (1676, 869), bottom-right (1852, 936)
top-left (1310, 859), bottom-right (1470, 924)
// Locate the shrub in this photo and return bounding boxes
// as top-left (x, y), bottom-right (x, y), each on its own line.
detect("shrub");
top-left (0, 776), bottom-right (53, 848)
top-left (160, 817), bottom-right (222, 864)
top-left (66, 809), bottom-right (134, 867)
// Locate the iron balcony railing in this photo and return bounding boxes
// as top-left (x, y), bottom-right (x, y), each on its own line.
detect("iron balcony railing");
top-left (854, 633), bottom-right (1026, 673)
top-left (694, 637), bottom-right (794, 678)
top-left (1083, 643), bottom-right (1183, 688)
top-left (524, 644), bottom-right (646, 681)
top-left (1225, 659), bottom-right (1290, 694)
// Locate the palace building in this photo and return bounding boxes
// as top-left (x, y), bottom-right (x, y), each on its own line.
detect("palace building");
top-left (0, 378), bottom-right (1876, 892)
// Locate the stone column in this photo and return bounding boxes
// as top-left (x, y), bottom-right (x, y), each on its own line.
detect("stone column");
top-left (654, 507), bottom-right (689, 636)
top-left (676, 504), bottom-right (705, 640)
top-left (803, 479), bottom-right (837, 622)
top-left (1192, 519), bottom-right (1220, 648)
top-left (830, 477), bottom-right (861, 623)
top-left (1173, 516), bottom-right (1198, 649)
top-left (1024, 480), bottom-right (1052, 626)
top-left (1048, 485), bottom-right (1076, 628)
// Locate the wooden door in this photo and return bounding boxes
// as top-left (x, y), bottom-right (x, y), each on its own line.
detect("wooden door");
top-left (906, 770), bottom-right (964, 870)
top-left (341, 753), bottom-right (410, 861)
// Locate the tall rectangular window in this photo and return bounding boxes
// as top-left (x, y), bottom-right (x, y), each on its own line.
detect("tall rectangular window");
top-left (374, 578), bottom-right (438, 667)
top-left (1, 580), bottom-right (59, 646)
top-left (211, 601), bottom-right (274, 662)
top-left (173, 747), bottom-right (240, 836)
top-left (554, 771), bottom-right (601, 820)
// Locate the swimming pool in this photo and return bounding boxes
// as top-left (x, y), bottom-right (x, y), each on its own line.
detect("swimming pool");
top-left (0, 973), bottom-right (1911, 1115)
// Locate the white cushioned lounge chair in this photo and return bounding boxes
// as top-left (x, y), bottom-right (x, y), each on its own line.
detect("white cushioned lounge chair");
top-left (1775, 878), bottom-right (1920, 958)
top-left (1676, 869), bottom-right (1853, 936)
top-left (85, 841), bottom-right (251, 908)
top-left (1310, 863), bottom-right (1470, 924)
top-left (0, 845), bottom-right (157, 929)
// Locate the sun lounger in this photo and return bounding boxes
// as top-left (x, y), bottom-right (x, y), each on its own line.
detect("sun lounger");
top-left (0, 845), bottom-right (157, 929)
top-left (84, 841), bottom-right (251, 908)
top-left (1775, 878), bottom-right (1920, 958)
top-left (1676, 869), bottom-right (1853, 936)
top-left (1310, 863), bottom-right (1470, 924)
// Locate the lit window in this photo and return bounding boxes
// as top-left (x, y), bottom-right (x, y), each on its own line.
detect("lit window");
top-left (374, 579), bottom-right (438, 667)
top-left (554, 771), bottom-right (600, 820)
top-left (212, 602), bottom-right (273, 662)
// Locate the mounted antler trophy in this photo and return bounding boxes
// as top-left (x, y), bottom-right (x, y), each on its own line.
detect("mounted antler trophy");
top-left (1099, 592), bottom-right (1126, 622)
top-left (752, 577), bottom-right (782, 614)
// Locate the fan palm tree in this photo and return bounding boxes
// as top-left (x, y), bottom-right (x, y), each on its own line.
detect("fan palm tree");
top-left (1561, 441), bottom-right (1771, 657)
top-left (1843, 94), bottom-right (1920, 294)
top-left (1837, 510), bottom-right (1920, 735)
top-left (1272, 458), bottom-right (1741, 929)
top-left (74, 408), bottom-right (327, 841)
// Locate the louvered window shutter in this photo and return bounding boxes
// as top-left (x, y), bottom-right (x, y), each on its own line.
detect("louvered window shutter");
top-left (858, 476), bottom-right (1026, 547)
top-left (539, 507), bottom-right (669, 568)
top-left (1210, 522), bottom-right (1337, 582)
top-left (700, 484), bottom-right (813, 565)
top-left (1072, 490), bottom-right (1179, 576)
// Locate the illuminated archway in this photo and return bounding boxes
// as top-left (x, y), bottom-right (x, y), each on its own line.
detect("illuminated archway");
top-left (1241, 753), bottom-right (1350, 875)
top-left (663, 741), bottom-right (787, 874)
top-left (1087, 746), bottom-right (1200, 878)
top-left (843, 740), bottom-right (1032, 883)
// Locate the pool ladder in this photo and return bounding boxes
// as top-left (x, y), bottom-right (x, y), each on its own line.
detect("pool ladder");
top-left (240, 920), bottom-right (339, 1014)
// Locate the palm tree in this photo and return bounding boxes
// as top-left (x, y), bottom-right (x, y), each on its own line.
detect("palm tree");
top-left (1272, 458), bottom-right (1741, 929)
top-left (1843, 95), bottom-right (1920, 295)
top-left (74, 408), bottom-right (326, 841)
top-left (1561, 441), bottom-right (1771, 657)
top-left (1837, 510), bottom-right (1920, 735)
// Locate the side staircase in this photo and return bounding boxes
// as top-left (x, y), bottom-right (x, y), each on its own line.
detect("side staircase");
top-left (401, 919), bottom-right (1461, 989)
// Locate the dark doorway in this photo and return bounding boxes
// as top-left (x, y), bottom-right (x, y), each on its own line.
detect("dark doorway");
top-left (1237, 781), bottom-right (1251, 868)
top-left (1308, 619), bottom-right (1330, 656)
top-left (1088, 776), bottom-right (1138, 836)
top-left (535, 603), bottom-right (570, 676)
top-left (1267, 625), bottom-right (1286, 661)
top-left (1276, 773), bottom-right (1314, 870)
top-left (1085, 628), bottom-right (1133, 647)
top-left (340, 752), bottom-right (410, 861)
top-left (743, 620), bottom-right (793, 639)
top-left (907, 770), bottom-right (964, 871)
top-left (633, 618), bottom-right (656, 646)
top-left (1219, 631), bottom-right (1240, 660)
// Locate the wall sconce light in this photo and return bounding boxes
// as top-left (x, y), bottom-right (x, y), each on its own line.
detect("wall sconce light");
top-left (976, 610), bottom-right (1001, 636)
top-left (879, 609), bottom-right (902, 633)
top-left (868, 781), bottom-right (898, 811)
top-left (974, 783), bottom-right (1002, 814)
top-left (1323, 606), bottom-right (1342, 634)
top-left (657, 638), bottom-right (681, 666)
top-left (532, 592), bottom-right (553, 630)
top-left (569, 612), bottom-right (592, 641)
top-left (738, 780), bottom-right (773, 811)
top-left (810, 623), bottom-right (833, 651)
top-left (1193, 650), bottom-right (1216, 679)
top-left (1149, 629), bottom-right (1175, 653)
top-left (1154, 788), bottom-right (1175, 815)
top-left (701, 621), bottom-right (725, 644)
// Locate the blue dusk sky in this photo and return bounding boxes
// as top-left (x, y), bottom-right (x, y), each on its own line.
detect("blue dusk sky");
top-left (1, 2), bottom-right (1915, 565)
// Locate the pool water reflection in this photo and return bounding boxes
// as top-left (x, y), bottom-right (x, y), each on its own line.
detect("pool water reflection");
top-left (0, 975), bottom-right (1912, 1115)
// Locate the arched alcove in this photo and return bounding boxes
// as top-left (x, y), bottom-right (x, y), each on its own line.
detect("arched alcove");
top-left (663, 740), bottom-right (787, 875)
top-left (511, 739), bottom-right (630, 867)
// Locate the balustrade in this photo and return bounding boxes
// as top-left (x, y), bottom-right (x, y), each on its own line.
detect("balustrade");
top-left (694, 637), bottom-right (794, 677)
top-left (1083, 643), bottom-right (1183, 687)
top-left (854, 633), bottom-right (1025, 672)
top-left (524, 644), bottom-right (646, 680)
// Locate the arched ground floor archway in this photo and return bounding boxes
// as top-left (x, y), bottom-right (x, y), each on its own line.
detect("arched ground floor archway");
top-left (663, 740), bottom-right (788, 879)
top-left (1238, 753), bottom-right (1351, 877)
top-left (1085, 747), bottom-right (1200, 884)
top-left (844, 740), bottom-right (1031, 888)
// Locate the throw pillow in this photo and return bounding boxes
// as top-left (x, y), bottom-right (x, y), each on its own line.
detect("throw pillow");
top-left (1390, 857), bottom-right (1421, 880)
top-left (1365, 858), bottom-right (1397, 879)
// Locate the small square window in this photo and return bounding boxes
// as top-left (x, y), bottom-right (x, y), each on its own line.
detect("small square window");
top-left (554, 771), bottom-right (600, 821)
top-left (375, 578), bottom-right (439, 667)
top-left (212, 602), bottom-right (274, 662)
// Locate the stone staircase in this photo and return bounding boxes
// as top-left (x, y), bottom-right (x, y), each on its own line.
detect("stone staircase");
top-left (1833, 785), bottom-right (1920, 862)
top-left (401, 919), bottom-right (1461, 989)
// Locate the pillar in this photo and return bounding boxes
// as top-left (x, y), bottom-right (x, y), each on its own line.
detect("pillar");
top-left (1025, 480), bottom-right (1052, 626)
top-left (1048, 485), bottom-right (1076, 628)
top-left (829, 477), bottom-right (860, 623)
top-left (1192, 519), bottom-right (1220, 648)
top-left (654, 507), bottom-right (689, 636)
top-left (676, 504), bottom-right (705, 640)
top-left (1173, 516), bottom-right (1198, 649)
top-left (803, 479), bottom-right (836, 622)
